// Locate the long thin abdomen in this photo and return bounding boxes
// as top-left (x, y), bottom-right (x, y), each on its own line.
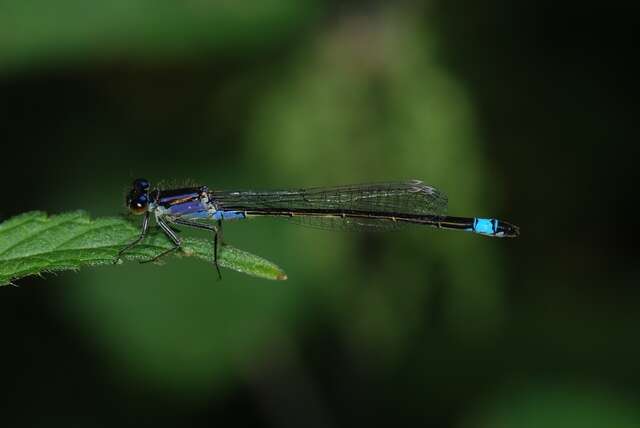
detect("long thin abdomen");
top-left (439, 216), bottom-right (519, 238)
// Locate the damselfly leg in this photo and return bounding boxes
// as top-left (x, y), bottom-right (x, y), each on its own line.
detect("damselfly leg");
top-left (114, 212), bottom-right (150, 264)
top-left (139, 217), bottom-right (182, 264)
top-left (171, 218), bottom-right (223, 280)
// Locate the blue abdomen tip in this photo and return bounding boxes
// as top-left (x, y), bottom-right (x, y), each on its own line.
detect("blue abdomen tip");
top-left (473, 218), bottom-right (497, 235)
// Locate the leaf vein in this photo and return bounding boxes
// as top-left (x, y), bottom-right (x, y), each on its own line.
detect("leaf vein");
top-left (0, 216), bottom-right (84, 257)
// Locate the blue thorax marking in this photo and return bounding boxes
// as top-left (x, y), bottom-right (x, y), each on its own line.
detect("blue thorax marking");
top-left (213, 210), bottom-right (246, 221)
top-left (473, 218), bottom-right (497, 235)
top-left (167, 200), bottom-right (208, 216)
top-left (172, 205), bottom-right (247, 221)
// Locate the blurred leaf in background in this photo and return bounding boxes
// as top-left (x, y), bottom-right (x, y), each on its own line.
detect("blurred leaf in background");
top-left (248, 8), bottom-right (507, 352)
top-left (461, 381), bottom-right (640, 428)
top-left (0, 0), bottom-right (317, 72)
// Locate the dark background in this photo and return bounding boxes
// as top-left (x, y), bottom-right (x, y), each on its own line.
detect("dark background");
top-left (1, 1), bottom-right (639, 426)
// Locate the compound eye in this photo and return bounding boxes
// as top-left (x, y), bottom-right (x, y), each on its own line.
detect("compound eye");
top-left (129, 194), bottom-right (149, 215)
top-left (133, 178), bottom-right (150, 191)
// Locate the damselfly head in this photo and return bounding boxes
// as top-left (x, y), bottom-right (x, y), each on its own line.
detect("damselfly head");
top-left (126, 178), bottom-right (150, 215)
top-left (133, 178), bottom-right (150, 192)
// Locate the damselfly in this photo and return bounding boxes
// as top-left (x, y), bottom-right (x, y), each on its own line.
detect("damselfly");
top-left (116, 178), bottom-right (519, 277)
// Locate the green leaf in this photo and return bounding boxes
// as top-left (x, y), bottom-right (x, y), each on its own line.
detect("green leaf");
top-left (0, 211), bottom-right (287, 285)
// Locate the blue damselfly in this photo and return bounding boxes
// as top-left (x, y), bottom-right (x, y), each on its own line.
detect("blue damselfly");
top-left (117, 178), bottom-right (519, 277)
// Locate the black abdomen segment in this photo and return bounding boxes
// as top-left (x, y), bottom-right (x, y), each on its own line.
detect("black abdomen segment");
top-left (235, 206), bottom-right (518, 237)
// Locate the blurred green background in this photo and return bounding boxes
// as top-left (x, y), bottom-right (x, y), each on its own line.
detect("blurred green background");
top-left (1, 1), bottom-right (638, 426)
